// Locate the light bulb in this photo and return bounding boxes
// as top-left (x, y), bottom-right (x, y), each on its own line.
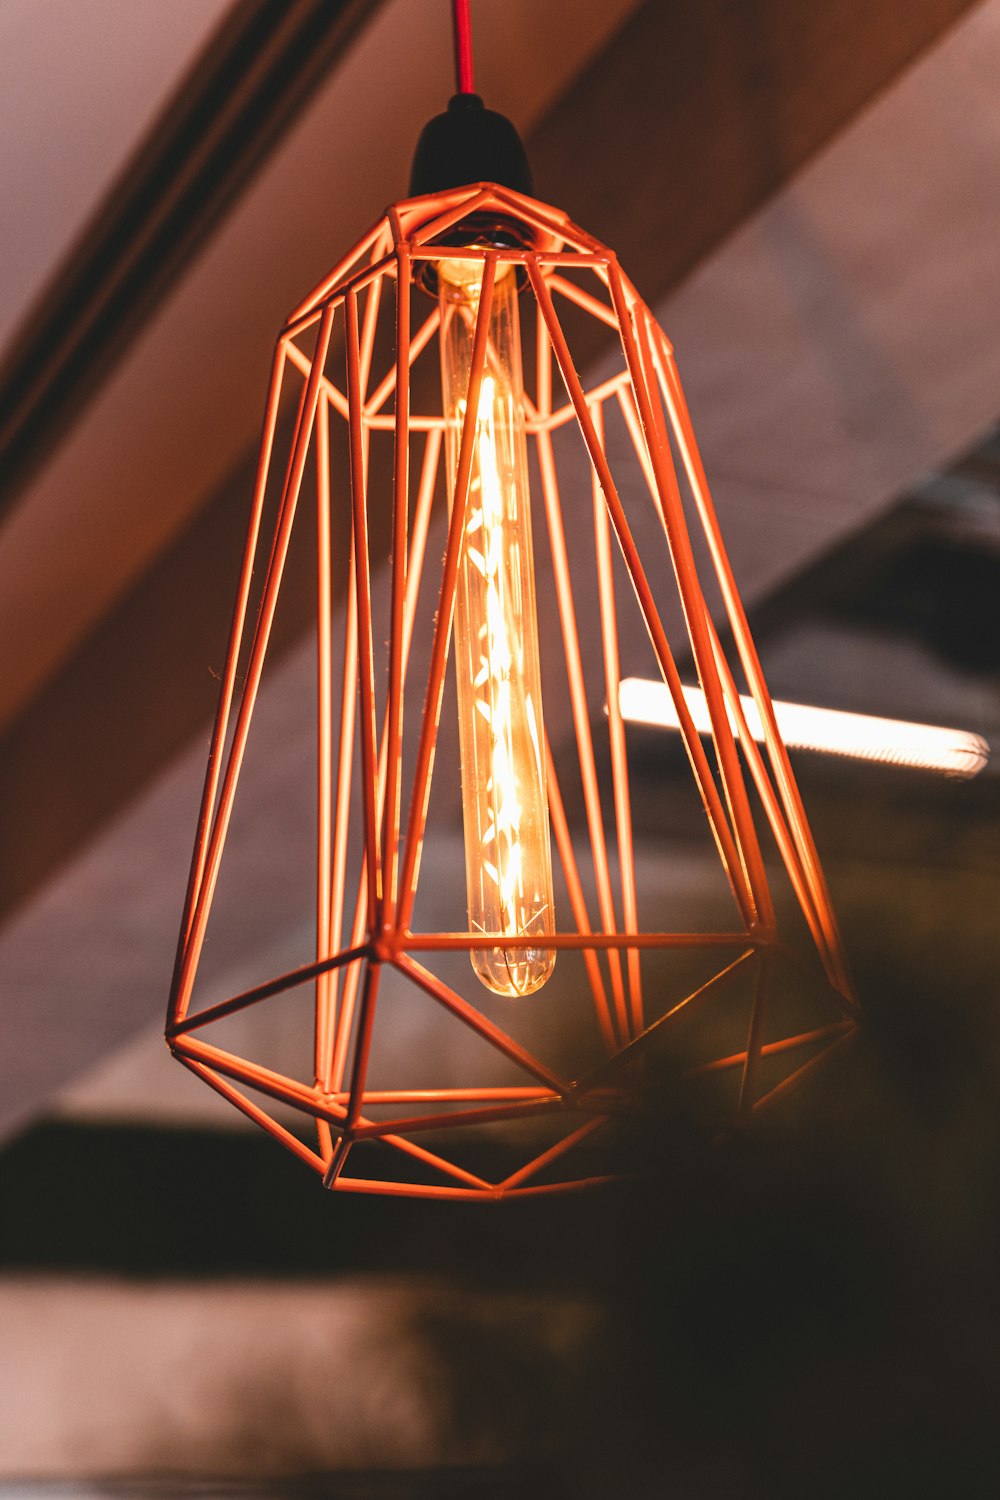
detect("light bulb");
top-left (438, 256), bottom-right (556, 996)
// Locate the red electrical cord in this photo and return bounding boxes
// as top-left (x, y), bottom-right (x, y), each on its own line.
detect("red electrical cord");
top-left (452, 0), bottom-right (475, 94)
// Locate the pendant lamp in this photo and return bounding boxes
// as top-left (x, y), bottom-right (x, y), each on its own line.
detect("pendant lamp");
top-left (166, 1), bottom-right (859, 1198)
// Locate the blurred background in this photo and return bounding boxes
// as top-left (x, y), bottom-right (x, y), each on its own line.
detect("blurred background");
top-left (2, 0), bottom-right (1000, 1495)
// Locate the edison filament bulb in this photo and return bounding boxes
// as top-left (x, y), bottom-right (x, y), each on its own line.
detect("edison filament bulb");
top-left (437, 255), bottom-right (556, 997)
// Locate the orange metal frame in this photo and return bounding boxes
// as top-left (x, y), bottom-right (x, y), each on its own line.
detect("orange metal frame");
top-left (166, 184), bottom-right (859, 1199)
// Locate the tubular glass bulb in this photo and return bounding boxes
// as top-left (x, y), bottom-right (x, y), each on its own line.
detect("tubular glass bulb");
top-left (438, 257), bottom-right (556, 996)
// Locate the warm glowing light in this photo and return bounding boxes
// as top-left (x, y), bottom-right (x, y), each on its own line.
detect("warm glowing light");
top-left (439, 258), bottom-right (556, 995)
top-left (617, 678), bottom-right (989, 779)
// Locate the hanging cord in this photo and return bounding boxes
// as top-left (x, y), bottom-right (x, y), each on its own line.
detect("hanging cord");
top-left (452, 0), bottom-right (475, 94)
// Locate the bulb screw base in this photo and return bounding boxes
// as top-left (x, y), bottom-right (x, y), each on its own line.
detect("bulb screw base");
top-left (409, 96), bottom-right (537, 295)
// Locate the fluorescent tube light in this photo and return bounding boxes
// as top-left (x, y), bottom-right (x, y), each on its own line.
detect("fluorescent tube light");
top-left (617, 678), bottom-right (989, 779)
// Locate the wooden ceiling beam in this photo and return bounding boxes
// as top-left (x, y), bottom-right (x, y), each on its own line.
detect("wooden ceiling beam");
top-left (0, 0), bottom-right (382, 526)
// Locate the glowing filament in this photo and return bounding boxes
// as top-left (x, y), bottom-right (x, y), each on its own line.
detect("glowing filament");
top-left (439, 260), bottom-right (555, 996)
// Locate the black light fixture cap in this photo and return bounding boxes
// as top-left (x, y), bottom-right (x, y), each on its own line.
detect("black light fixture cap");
top-left (408, 93), bottom-right (533, 198)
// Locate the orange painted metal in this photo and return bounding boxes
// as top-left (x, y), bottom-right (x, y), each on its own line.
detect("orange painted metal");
top-left (166, 185), bottom-right (858, 1198)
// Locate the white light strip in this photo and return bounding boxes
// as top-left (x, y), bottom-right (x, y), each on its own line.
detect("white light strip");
top-left (617, 678), bottom-right (990, 779)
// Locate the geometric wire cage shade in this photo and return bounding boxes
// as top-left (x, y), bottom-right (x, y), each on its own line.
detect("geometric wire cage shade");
top-left (166, 182), bottom-right (859, 1199)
